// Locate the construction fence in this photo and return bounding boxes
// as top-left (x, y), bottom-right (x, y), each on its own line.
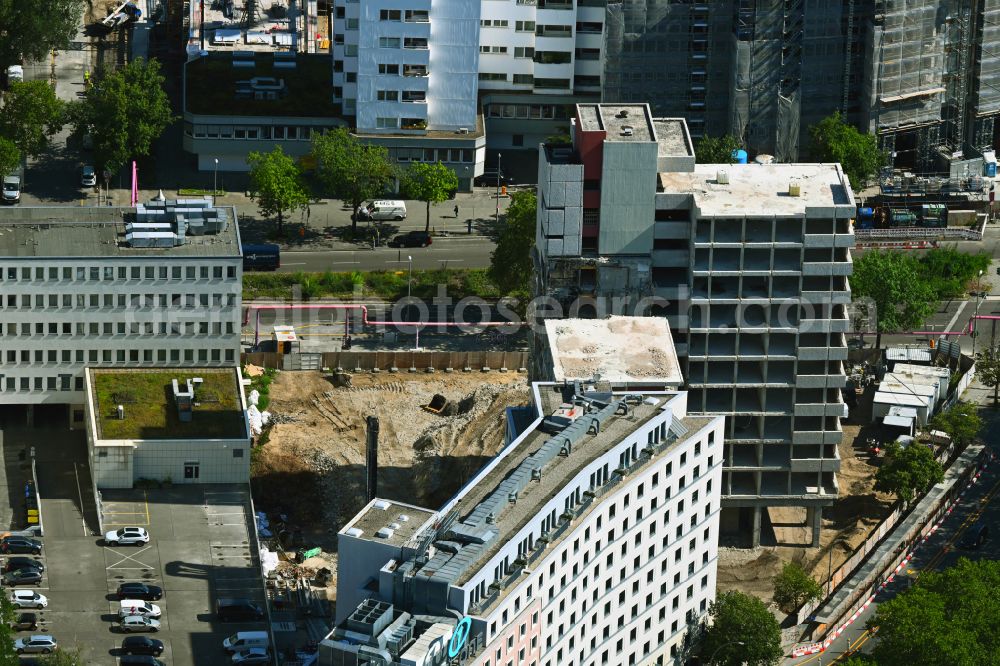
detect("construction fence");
top-left (242, 350), bottom-right (530, 372)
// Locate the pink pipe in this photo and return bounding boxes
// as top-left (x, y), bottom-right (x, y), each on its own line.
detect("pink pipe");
top-left (247, 303), bottom-right (518, 348)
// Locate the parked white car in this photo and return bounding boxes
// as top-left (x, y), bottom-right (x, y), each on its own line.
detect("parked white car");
top-left (105, 527), bottom-right (149, 546)
top-left (11, 590), bottom-right (46, 609)
top-left (232, 648), bottom-right (270, 665)
top-left (119, 615), bottom-right (160, 633)
top-left (14, 635), bottom-right (56, 654)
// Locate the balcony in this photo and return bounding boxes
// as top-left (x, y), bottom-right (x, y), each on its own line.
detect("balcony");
top-left (795, 374), bottom-right (843, 389)
top-left (793, 401), bottom-right (847, 418)
top-left (799, 318), bottom-right (850, 334)
top-left (403, 38), bottom-right (428, 50)
top-left (798, 346), bottom-right (848, 361)
top-left (791, 429), bottom-right (843, 446)
top-left (536, 26), bottom-right (573, 37)
top-left (802, 259), bottom-right (852, 276)
top-left (789, 456), bottom-right (842, 473)
top-left (402, 65), bottom-right (428, 77)
top-left (404, 10), bottom-right (429, 22)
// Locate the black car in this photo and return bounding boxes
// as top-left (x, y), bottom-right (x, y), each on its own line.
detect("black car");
top-left (10, 613), bottom-right (36, 631)
top-left (0, 538), bottom-right (41, 555)
top-left (960, 522), bottom-right (990, 549)
top-left (3, 569), bottom-right (42, 586)
top-left (117, 583), bottom-right (163, 601)
top-left (216, 598), bottom-right (265, 622)
top-left (474, 169), bottom-right (512, 188)
top-left (388, 231), bottom-right (432, 248)
top-left (120, 656), bottom-right (165, 666)
top-left (3, 557), bottom-right (43, 573)
top-left (120, 636), bottom-right (164, 656)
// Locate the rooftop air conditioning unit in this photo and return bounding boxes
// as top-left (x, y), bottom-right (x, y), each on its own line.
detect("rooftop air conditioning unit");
top-left (621, 126), bottom-right (634, 136)
top-left (717, 169), bottom-right (730, 184)
top-left (788, 182), bottom-right (801, 196)
top-left (457, 127), bottom-right (469, 134)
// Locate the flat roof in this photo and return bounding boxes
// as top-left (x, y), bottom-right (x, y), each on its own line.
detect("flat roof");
top-left (343, 500), bottom-right (437, 547)
top-left (0, 205), bottom-right (241, 258)
top-left (544, 316), bottom-right (683, 386)
top-left (873, 391), bottom-right (928, 407)
top-left (658, 163), bottom-right (856, 216)
top-left (90, 368), bottom-right (247, 441)
top-left (577, 103), bottom-right (655, 142)
top-left (652, 119), bottom-right (693, 158)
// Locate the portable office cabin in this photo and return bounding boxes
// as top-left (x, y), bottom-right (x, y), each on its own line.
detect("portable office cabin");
top-left (872, 392), bottom-right (930, 426)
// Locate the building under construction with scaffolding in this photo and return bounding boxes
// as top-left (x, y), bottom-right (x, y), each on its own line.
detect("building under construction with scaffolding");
top-left (603, 0), bottom-right (1000, 176)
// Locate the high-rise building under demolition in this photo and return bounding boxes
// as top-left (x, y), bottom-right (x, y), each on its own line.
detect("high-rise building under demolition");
top-left (532, 104), bottom-right (854, 546)
top-left (603, 0), bottom-right (1000, 172)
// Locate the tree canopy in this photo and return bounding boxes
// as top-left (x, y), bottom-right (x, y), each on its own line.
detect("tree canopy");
top-left (808, 111), bottom-right (883, 188)
top-left (489, 190), bottom-right (536, 296)
top-left (0, 80), bottom-right (65, 158)
top-left (974, 346), bottom-right (1000, 406)
top-left (401, 161), bottom-right (458, 233)
top-left (0, 0), bottom-right (84, 70)
top-left (247, 146), bottom-right (309, 234)
top-left (928, 401), bottom-right (981, 450)
top-left (874, 440), bottom-right (944, 503)
top-left (36, 649), bottom-right (85, 666)
top-left (0, 137), bottom-right (19, 178)
top-left (694, 134), bottom-right (742, 165)
top-left (68, 58), bottom-right (174, 174)
top-left (311, 128), bottom-right (396, 233)
top-left (866, 558), bottom-right (1000, 666)
top-left (700, 591), bottom-right (782, 666)
top-left (916, 247), bottom-right (991, 300)
top-left (0, 593), bottom-right (18, 666)
top-left (851, 250), bottom-right (936, 349)
top-left (772, 561), bottom-right (823, 613)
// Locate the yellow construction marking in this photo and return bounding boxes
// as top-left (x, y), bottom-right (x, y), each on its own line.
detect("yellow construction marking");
top-left (144, 491), bottom-right (150, 525)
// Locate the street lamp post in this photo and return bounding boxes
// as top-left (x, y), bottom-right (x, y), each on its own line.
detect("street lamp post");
top-left (973, 269), bottom-right (985, 357)
top-left (213, 158), bottom-right (219, 197)
top-left (707, 639), bottom-right (746, 665)
top-left (495, 152), bottom-right (502, 223)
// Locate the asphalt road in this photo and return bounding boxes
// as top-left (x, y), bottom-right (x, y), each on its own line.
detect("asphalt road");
top-left (791, 415), bottom-right (1000, 664)
top-left (276, 236), bottom-right (495, 272)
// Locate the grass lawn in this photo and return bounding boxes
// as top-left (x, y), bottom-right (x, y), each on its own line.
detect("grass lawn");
top-left (243, 268), bottom-right (502, 301)
top-left (93, 369), bottom-right (246, 440)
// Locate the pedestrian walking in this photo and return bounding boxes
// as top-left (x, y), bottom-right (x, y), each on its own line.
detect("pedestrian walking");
top-left (452, 204), bottom-right (458, 218)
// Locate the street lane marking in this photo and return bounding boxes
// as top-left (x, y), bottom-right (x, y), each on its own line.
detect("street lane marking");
top-left (106, 546), bottom-right (153, 571)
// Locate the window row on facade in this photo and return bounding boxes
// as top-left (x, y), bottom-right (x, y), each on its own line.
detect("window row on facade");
top-left (0, 347), bottom-right (236, 368)
top-left (2, 293), bottom-right (237, 312)
top-left (184, 123), bottom-right (333, 141)
top-left (1, 265), bottom-right (237, 283)
top-left (0, 320), bottom-right (237, 339)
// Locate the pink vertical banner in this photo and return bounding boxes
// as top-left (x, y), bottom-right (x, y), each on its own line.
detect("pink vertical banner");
top-left (130, 160), bottom-right (138, 206)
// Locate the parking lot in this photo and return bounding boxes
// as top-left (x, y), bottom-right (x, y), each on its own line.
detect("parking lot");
top-left (0, 424), bottom-right (269, 666)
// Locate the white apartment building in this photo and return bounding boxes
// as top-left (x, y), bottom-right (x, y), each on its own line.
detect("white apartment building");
top-left (478, 0), bottom-right (605, 150)
top-left (331, 0), bottom-right (487, 189)
top-left (0, 202), bottom-right (243, 428)
top-left (324, 350), bottom-right (724, 666)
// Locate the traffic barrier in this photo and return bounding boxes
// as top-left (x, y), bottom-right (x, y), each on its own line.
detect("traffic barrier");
top-left (791, 643), bottom-right (824, 657)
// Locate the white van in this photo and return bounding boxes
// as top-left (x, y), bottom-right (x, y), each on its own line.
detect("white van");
top-left (223, 631), bottom-right (270, 653)
top-left (118, 600), bottom-right (162, 619)
top-left (361, 200), bottom-right (407, 221)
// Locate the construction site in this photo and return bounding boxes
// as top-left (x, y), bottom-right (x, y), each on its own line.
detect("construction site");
top-left (249, 369), bottom-right (530, 612)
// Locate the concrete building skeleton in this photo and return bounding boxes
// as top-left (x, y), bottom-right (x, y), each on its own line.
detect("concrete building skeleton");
top-left (533, 104), bottom-right (854, 546)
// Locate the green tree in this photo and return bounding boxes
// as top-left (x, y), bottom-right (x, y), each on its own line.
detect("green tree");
top-left (0, 80), bottom-right (65, 158)
top-left (311, 128), bottom-right (396, 233)
top-left (839, 657), bottom-right (878, 666)
top-left (401, 161), bottom-right (459, 233)
top-left (772, 561), bottom-right (823, 613)
top-left (694, 134), bottom-right (742, 165)
top-left (928, 401), bottom-right (982, 449)
top-left (36, 648), bottom-right (85, 666)
top-left (700, 591), bottom-right (782, 666)
top-left (917, 247), bottom-right (991, 299)
top-left (488, 190), bottom-right (536, 294)
top-left (874, 440), bottom-right (944, 503)
top-left (247, 145), bottom-right (309, 234)
top-left (67, 58), bottom-right (174, 174)
top-left (0, 137), bottom-right (19, 178)
top-left (851, 250), bottom-right (936, 350)
top-left (975, 346), bottom-right (1000, 406)
top-left (0, 594), bottom-right (18, 666)
top-left (809, 111), bottom-right (884, 188)
top-left (867, 558), bottom-right (1000, 666)
top-left (0, 0), bottom-right (84, 70)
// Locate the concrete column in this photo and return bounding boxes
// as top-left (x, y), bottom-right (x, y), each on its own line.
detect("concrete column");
top-left (808, 506), bottom-right (822, 547)
top-left (751, 506), bottom-right (762, 547)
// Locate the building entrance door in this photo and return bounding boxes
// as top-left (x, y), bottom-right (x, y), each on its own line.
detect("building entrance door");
top-left (183, 462), bottom-right (200, 481)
